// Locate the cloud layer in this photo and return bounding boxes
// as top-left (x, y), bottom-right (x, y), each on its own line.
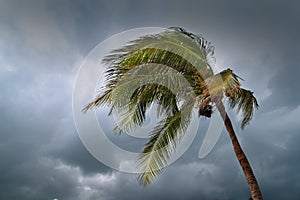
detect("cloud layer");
top-left (1, 0), bottom-right (300, 199)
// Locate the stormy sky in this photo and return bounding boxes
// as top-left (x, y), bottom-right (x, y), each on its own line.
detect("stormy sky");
top-left (1, 0), bottom-right (300, 199)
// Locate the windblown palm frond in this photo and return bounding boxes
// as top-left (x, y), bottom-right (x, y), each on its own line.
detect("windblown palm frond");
top-left (113, 83), bottom-right (179, 135)
top-left (217, 69), bottom-right (258, 129)
top-left (138, 96), bottom-right (194, 185)
top-left (226, 88), bottom-right (259, 129)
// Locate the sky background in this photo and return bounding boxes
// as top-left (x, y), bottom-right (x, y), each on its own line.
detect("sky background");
top-left (1, 0), bottom-right (300, 199)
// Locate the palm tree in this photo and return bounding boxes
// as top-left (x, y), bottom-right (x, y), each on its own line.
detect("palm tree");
top-left (83, 27), bottom-right (263, 199)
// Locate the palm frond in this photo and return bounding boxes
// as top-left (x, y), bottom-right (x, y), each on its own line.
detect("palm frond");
top-left (138, 96), bottom-right (194, 185)
top-left (103, 29), bottom-right (214, 74)
top-left (113, 83), bottom-right (179, 135)
top-left (226, 88), bottom-right (259, 129)
top-left (138, 112), bottom-right (182, 185)
top-left (82, 89), bottom-right (113, 113)
top-left (169, 27), bottom-right (215, 64)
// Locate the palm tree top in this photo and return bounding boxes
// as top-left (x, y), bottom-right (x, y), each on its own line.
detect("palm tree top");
top-left (83, 27), bottom-right (259, 185)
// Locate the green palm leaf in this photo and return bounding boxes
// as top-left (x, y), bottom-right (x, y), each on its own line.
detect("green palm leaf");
top-left (138, 96), bottom-right (194, 185)
top-left (226, 88), bottom-right (259, 129)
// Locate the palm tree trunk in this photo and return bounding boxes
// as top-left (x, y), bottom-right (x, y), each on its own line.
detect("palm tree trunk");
top-left (215, 101), bottom-right (263, 200)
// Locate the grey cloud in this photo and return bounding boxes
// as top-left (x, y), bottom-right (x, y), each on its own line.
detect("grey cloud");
top-left (266, 46), bottom-right (300, 109)
top-left (1, 0), bottom-right (300, 199)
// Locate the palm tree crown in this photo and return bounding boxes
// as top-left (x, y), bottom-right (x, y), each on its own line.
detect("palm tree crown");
top-left (83, 27), bottom-right (262, 199)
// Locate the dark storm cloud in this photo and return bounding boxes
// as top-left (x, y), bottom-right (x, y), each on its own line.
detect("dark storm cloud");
top-left (0, 1), bottom-right (111, 198)
top-left (266, 46), bottom-right (300, 109)
top-left (0, 67), bottom-right (111, 199)
top-left (1, 0), bottom-right (300, 199)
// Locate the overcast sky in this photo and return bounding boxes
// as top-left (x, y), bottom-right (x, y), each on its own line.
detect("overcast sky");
top-left (1, 0), bottom-right (300, 199)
